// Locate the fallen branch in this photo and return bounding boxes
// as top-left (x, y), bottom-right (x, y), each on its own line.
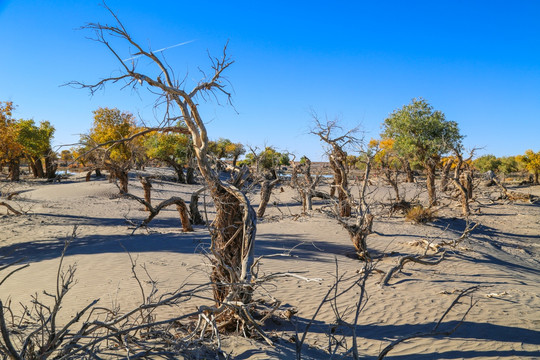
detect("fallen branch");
top-left (494, 178), bottom-right (538, 203)
top-left (381, 250), bottom-right (446, 286)
top-left (122, 192), bottom-right (193, 233)
top-left (0, 202), bottom-right (22, 215)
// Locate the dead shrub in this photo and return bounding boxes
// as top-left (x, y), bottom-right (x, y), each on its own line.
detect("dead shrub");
top-left (405, 205), bottom-right (435, 224)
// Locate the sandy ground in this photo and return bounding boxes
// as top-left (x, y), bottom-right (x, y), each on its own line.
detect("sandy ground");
top-left (0, 168), bottom-right (539, 359)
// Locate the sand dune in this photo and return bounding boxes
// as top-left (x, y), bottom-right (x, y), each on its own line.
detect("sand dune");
top-left (1, 169), bottom-right (539, 359)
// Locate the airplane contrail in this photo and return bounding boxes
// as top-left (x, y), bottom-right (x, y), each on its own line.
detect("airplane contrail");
top-left (123, 39), bottom-right (196, 62)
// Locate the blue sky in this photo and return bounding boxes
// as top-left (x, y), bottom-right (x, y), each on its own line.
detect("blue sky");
top-left (1, 0), bottom-right (539, 160)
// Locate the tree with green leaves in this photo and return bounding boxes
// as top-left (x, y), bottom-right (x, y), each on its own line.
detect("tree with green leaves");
top-left (473, 154), bottom-right (501, 173)
top-left (240, 146), bottom-right (289, 171)
top-left (208, 138), bottom-right (246, 167)
top-left (497, 156), bottom-right (519, 176)
top-left (145, 132), bottom-right (194, 183)
top-left (382, 98), bottom-right (463, 207)
top-left (17, 119), bottom-right (56, 179)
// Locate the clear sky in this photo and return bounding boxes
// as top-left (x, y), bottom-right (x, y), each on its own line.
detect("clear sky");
top-left (1, 0), bottom-right (539, 160)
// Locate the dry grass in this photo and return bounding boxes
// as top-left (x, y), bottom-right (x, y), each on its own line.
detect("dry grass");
top-left (405, 205), bottom-right (435, 224)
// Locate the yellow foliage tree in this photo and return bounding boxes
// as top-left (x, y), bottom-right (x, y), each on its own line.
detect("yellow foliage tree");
top-left (86, 107), bottom-right (139, 192)
top-left (370, 138), bottom-right (403, 201)
top-left (0, 102), bottom-right (24, 181)
top-left (518, 149), bottom-right (540, 184)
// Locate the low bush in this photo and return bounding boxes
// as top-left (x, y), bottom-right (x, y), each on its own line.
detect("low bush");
top-left (405, 205), bottom-right (435, 224)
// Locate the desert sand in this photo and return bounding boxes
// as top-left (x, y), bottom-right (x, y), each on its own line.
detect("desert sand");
top-left (1, 168), bottom-right (539, 359)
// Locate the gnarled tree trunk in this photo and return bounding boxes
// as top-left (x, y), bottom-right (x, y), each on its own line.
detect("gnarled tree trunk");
top-left (45, 153), bottom-right (57, 180)
top-left (8, 159), bottom-right (20, 181)
top-left (257, 175), bottom-right (279, 218)
top-left (404, 160), bottom-right (415, 183)
top-left (440, 158), bottom-right (453, 192)
top-left (186, 166), bottom-right (195, 184)
top-left (189, 187), bottom-right (206, 225)
top-left (140, 176), bottom-right (152, 211)
top-left (166, 160), bottom-right (185, 183)
top-left (426, 162), bottom-right (437, 207)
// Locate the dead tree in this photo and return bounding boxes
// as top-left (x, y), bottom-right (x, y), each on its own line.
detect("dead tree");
top-left (124, 192), bottom-right (193, 233)
top-left (257, 171), bottom-right (280, 218)
top-left (450, 148), bottom-right (476, 217)
top-left (440, 157), bottom-right (454, 192)
top-left (290, 157), bottom-right (323, 213)
top-left (72, 8), bottom-right (256, 312)
top-left (311, 114), bottom-right (359, 217)
top-left (494, 177), bottom-right (537, 203)
top-left (189, 186), bottom-right (206, 225)
top-left (332, 153), bottom-right (374, 260)
top-left (245, 146), bottom-right (282, 218)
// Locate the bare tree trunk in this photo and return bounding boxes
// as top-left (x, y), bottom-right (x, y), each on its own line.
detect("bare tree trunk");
top-left (45, 154), bottom-right (57, 180)
top-left (257, 178), bottom-right (279, 218)
top-left (167, 160), bottom-right (185, 183)
top-left (189, 187), bottom-right (206, 225)
top-left (303, 159), bottom-right (314, 211)
top-left (350, 214), bottom-right (374, 259)
top-left (426, 163), bottom-right (437, 207)
top-left (8, 159), bottom-right (20, 181)
top-left (186, 166), bottom-right (195, 184)
top-left (459, 176), bottom-right (470, 217)
top-left (451, 149), bottom-right (475, 217)
top-left (29, 158), bottom-right (43, 178)
top-left (113, 169), bottom-right (129, 193)
top-left (175, 201), bottom-right (192, 232)
top-left (440, 159), bottom-right (453, 191)
top-left (383, 168), bottom-right (400, 202)
top-left (336, 164), bottom-right (351, 217)
top-left (404, 160), bottom-right (414, 183)
top-left (140, 177), bottom-right (152, 211)
top-left (330, 177), bottom-right (337, 197)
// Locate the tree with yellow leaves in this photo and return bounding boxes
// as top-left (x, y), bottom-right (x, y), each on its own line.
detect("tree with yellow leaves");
top-left (0, 102), bottom-right (24, 181)
top-left (85, 107), bottom-right (139, 193)
top-left (370, 138), bottom-right (403, 202)
top-left (518, 149), bottom-right (540, 184)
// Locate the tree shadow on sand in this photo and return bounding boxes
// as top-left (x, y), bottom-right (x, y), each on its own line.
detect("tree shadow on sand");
top-left (0, 230), bottom-right (210, 265)
top-left (261, 315), bottom-right (540, 360)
